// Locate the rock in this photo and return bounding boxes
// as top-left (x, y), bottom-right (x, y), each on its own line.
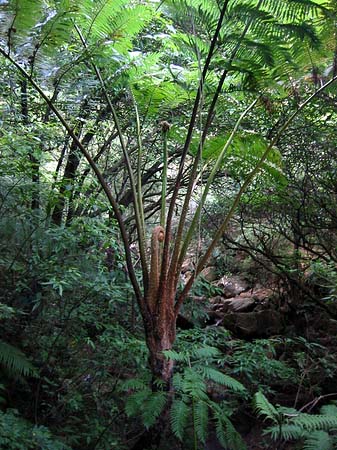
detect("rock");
top-left (176, 314), bottom-right (194, 329)
top-left (207, 310), bottom-right (225, 327)
top-left (200, 266), bottom-right (218, 282)
top-left (181, 271), bottom-right (193, 283)
top-left (251, 288), bottom-right (274, 302)
top-left (222, 310), bottom-right (283, 337)
top-left (209, 296), bottom-right (224, 305)
top-left (221, 296), bottom-right (255, 312)
top-left (181, 258), bottom-right (195, 274)
top-left (217, 275), bottom-right (249, 298)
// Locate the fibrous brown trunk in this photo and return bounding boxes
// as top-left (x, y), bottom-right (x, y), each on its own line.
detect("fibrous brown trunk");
top-left (132, 338), bottom-right (175, 450)
top-left (132, 283), bottom-right (176, 449)
top-left (146, 328), bottom-right (175, 387)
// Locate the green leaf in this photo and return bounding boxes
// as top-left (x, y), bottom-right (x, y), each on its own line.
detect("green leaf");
top-left (141, 392), bottom-right (167, 429)
top-left (0, 341), bottom-right (37, 378)
top-left (125, 389), bottom-right (151, 417)
top-left (163, 349), bottom-right (189, 362)
top-left (194, 400), bottom-right (208, 444)
top-left (201, 367), bottom-right (246, 393)
top-left (291, 413), bottom-right (337, 432)
top-left (170, 399), bottom-right (189, 440)
top-left (320, 404), bottom-right (337, 417)
top-left (182, 368), bottom-right (208, 401)
top-left (215, 412), bottom-right (247, 450)
top-left (192, 345), bottom-right (221, 359)
top-left (253, 392), bottom-right (281, 423)
top-left (303, 430), bottom-right (333, 450)
top-left (266, 424), bottom-right (304, 441)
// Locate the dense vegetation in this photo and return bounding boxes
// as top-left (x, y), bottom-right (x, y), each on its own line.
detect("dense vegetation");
top-left (1, 0), bottom-right (337, 448)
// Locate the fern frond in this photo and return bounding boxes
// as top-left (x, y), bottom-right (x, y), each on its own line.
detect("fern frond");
top-left (125, 389), bottom-right (151, 417)
top-left (4, 0), bottom-right (43, 35)
top-left (254, 391), bottom-right (280, 423)
top-left (215, 412), bottom-right (247, 450)
top-left (141, 391), bottom-right (167, 429)
top-left (291, 413), bottom-right (337, 432)
top-left (265, 423), bottom-right (305, 441)
top-left (112, 5), bottom-right (154, 55)
top-left (320, 404), bottom-right (337, 417)
top-left (0, 341), bottom-right (37, 378)
top-left (191, 345), bottom-right (221, 359)
top-left (170, 399), bottom-right (189, 440)
top-left (119, 377), bottom-right (148, 391)
top-left (182, 368), bottom-right (208, 400)
top-left (201, 367), bottom-right (246, 394)
top-left (303, 430), bottom-right (333, 450)
top-left (259, 0), bottom-right (324, 22)
top-left (132, 80), bottom-right (188, 118)
top-left (173, 373), bottom-right (184, 391)
top-left (194, 400), bottom-right (208, 443)
top-left (78, 0), bottom-right (128, 40)
top-left (163, 349), bottom-right (189, 362)
top-left (171, 32), bottom-right (210, 58)
top-left (166, 0), bottom-right (220, 33)
top-left (0, 303), bottom-right (15, 320)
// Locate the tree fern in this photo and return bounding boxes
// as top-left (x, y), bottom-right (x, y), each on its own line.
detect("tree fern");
top-left (166, 0), bottom-right (326, 94)
top-left (0, 341), bottom-right (37, 378)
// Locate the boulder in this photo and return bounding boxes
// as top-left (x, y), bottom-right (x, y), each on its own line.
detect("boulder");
top-left (181, 258), bottom-right (195, 274)
top-left (217, 275), bottom-right (249, 298)
top-left (200, 266), bottom-right (218, 282)
top-left (221, 296), bottom-right (255, 312)
top-left (251, 288), bottom-right (274, 302)
top-left (222, 310), bottom-right (283, 337)
top-left (209, 295), bottom-right (225, 305)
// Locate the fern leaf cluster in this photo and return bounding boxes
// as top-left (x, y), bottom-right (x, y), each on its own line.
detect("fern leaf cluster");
top-left (254, 392), bottom-right (337, 449)
top-left (0, 341), bottom-right (37, 378)
top-left (170, 399), bottom-right (189, 440)
top-left (214, 408), bottom-right (247, 450)
top-left (123, 344), bottom-right (246, 448)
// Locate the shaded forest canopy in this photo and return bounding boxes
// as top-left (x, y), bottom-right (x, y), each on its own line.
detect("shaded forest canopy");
top-left (1, 0), bottom-right (337, 449)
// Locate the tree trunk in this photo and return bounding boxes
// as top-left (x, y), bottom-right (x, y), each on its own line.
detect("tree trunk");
top-left (146, 326), bottom-right (175, 385)
top-left (131, 309), bottom-right (176, 450)
top-left (51, 140), bottom-right (82, 225)
top-left (20, 78), bottom-right (40, 211)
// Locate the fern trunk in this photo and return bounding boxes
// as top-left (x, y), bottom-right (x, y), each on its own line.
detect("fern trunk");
top-left (132, 290), bottom-right (176, 449)
top-left (146, 324), bottom-right (175, 387)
